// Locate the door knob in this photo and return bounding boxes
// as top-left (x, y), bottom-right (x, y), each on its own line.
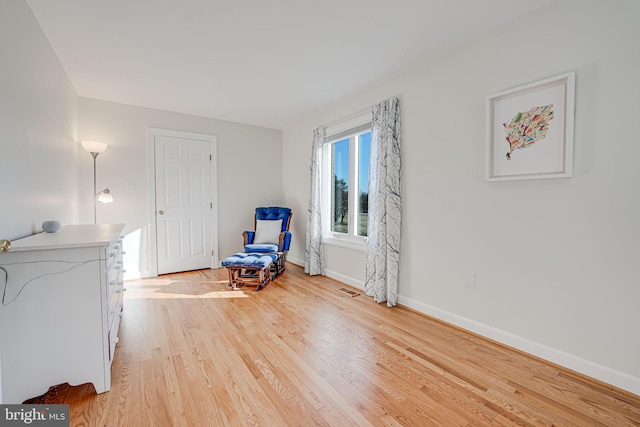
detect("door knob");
top-left (158, 210), bottom-right (165, 215)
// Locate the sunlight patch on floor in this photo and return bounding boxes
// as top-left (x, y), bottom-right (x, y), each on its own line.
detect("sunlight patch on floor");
top-left (124, 279), bottom-right (250, 299)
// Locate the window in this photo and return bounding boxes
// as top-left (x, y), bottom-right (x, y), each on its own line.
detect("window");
top-left (323, 118), bottom-right (371, 247)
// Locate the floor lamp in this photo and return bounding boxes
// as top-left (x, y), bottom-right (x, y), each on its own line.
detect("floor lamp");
top-left (81, 141), bottom-right (113, 224)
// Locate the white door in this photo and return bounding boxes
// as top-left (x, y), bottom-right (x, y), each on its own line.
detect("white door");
top-left (154, 134), bottom-right (213, 275)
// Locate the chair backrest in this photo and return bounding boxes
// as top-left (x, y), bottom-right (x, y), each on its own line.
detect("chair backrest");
top-left (254, 207), bottom-right (292, 232)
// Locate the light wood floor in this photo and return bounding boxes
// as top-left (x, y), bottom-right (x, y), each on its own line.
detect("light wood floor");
top-left (31, 264), bottom-right (640, 426)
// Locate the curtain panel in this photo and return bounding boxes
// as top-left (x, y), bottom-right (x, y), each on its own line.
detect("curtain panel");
top-left (305, 126), bottom-right (326, 275)
top-left (365, 97), bottom-right (402, 306)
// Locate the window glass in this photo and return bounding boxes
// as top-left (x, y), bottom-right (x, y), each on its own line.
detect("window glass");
top-left (357, 132), bottom-right (371, 237)
top-left (323, 119), bottom-right (371, 246)
top-left (330, 138), bottom-right (349, 234)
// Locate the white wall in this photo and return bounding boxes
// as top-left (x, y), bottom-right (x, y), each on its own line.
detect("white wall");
top-left (282, 0), bottom-right (640, 394)
top-left (78, 98), bottom-right (283, 278)
top-left (0, 1), bottom-right (79, 240)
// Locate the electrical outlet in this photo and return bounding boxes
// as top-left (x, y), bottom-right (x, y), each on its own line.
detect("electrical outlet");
top-left (128, 182), bottom-right (136, 193)
top-left (465, 272), bottom-right (476, 289)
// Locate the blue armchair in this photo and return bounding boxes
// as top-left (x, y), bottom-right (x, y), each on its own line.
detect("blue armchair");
top-left (243, 207), bottom-right (292, 255)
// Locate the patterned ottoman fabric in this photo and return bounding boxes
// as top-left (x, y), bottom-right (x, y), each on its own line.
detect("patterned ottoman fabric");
top-left (221, 252), bottom-right (277, 268)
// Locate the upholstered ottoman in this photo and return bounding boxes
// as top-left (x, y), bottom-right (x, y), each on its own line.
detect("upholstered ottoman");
top-left (221, 252), bottom-right (279, 290)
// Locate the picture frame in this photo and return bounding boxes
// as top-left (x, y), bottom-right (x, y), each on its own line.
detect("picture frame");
top-left (485, 72), bottom-right (575, 181)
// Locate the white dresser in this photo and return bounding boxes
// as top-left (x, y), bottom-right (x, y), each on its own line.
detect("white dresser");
top-left (0, 224), bottom-right (125, 404)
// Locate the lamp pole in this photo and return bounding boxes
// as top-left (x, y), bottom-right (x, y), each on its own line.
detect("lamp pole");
top-left (81, 141), bottom-right (109, 224)
top-left (91, 151), bottom-right (99, 224)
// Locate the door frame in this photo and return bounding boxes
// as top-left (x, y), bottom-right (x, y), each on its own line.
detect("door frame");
top-left (146, 128), bottom-right (219, 277)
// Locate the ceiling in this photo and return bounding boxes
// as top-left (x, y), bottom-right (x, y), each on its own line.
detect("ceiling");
top-left (26, 0), bottom-right (552, 130)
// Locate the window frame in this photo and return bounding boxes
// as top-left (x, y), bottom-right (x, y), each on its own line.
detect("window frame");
top-left (321, 114), bottom-right (372, 251)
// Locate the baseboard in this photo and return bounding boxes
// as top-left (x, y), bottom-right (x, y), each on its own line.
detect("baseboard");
top-left (287, 256), bottom-right (305, 268)
top-left (398, 294), bottom-right (640, 397)
top-left (287, 256), bottom-right (365, 289)
top-left (324, 268), bottom-right (364, 290)
top-left (125, 260), bottom-right (221, 281)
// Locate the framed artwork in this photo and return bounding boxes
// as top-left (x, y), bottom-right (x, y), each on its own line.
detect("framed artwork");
top-left (485, 72), bottom-right (575, 181)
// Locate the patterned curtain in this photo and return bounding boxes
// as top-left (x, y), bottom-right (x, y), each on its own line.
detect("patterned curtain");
top-left (305, 126), bottom-right (326, 275)
top-left (365, 97), bottom-right (402, 307)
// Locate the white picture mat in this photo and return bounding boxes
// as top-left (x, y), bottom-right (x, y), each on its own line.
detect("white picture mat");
top-left (486, 73), bottom-right (575, 181)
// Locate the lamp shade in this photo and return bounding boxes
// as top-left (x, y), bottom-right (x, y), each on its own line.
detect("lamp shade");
top-left (97, 188), bottom-right (113, 203)
top-left (81, 140), bottom-right (108, 154)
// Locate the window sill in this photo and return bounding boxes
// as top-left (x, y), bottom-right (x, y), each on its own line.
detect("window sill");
top-left (323, 236), bottom-right (367, 252)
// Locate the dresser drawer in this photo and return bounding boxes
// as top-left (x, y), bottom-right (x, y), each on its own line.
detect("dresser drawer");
top-left (106, 261), bottom-right (122, 298)
top-left (106, 261), bottom-right (123, 327)
top-left (105, 236), bottom-right (123, 270)
top-left (107, 303), bottom-right (122, 363)
top-left (107, 286), bottom-right (123, 328)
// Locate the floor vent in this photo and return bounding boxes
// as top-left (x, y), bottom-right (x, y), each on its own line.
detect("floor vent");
top-left (338, 288), bottom-right (360, 297)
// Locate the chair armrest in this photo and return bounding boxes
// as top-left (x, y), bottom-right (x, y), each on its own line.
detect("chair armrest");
top-left (243, 231), bottom-right (255, 245)
top-left (278, 231), bottom-right (292, 252)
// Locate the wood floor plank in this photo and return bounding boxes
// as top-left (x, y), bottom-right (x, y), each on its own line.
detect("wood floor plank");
top-left (25, 264), bottom-right (640, 426)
